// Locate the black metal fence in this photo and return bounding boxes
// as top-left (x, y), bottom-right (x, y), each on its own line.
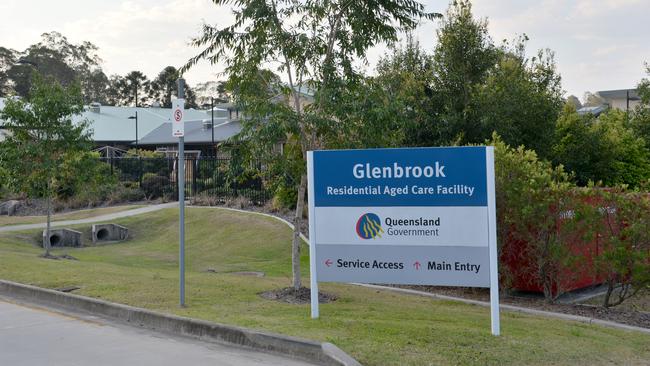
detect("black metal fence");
top-left (100, 156), bottom-right (272, 204)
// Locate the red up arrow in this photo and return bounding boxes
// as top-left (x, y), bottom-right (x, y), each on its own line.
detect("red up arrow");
top-left (325, 259), bottom-right (333, 267)
top-left (413, 261), bottom-right (421, 270)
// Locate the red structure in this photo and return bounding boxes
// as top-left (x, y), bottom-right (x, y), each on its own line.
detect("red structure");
top-left (500, 196), bottom-right (608, 295)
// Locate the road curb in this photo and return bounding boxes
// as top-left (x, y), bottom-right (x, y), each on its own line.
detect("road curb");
top-left (0, 280), bottom-right (361, 366)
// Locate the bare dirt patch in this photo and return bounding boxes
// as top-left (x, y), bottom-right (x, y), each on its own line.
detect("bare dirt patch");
top-left (259, 287), bottom-right (337, 305)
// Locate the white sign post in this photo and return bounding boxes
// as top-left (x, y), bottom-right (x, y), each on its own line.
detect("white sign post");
top-left (172, 99), bottom-right (185, 137)
top-left (307, 146), bottom-right (500, 335)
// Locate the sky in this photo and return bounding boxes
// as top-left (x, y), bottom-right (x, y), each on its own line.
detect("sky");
top-left (0, 0), bottom-right (648, 99)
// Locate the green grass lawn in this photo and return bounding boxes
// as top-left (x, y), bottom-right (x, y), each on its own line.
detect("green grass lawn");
top-left (0, 207), bottom-right (648, 365)
top-left (0, 204), bottom-right (145, 226)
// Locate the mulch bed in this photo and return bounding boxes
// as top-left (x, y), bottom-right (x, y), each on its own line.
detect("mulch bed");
top-left (259, 287), bottom-right (337, 305)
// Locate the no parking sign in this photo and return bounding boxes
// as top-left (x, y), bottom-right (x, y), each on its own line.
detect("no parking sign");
top-left (172, 99), bottom-right (185, 137)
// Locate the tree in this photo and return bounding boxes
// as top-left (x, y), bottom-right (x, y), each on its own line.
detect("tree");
top-left (0, 76), bottom-right (91, 257)
top-left (6, 48), bottom-right (77, 98)
top-left (183, 0), bottom-right (439, 292)
top-left (566, 95), bottom-right (582, 110)
top-left (432, 0), bottom-right (498, 144)
top-left (476, 37), bottom-right (563, 158)
top-left (344, 34), bottom-right (440, 148)
top-left (83, 69), bottom-right (110, 104)
top-left (0, 46), bottom-right (17, 96)
top-left (553, 105), bottom-right (650, 187)
top-left (192, 81), bottom-right (230, 108)
top-left (630, 63), bottom-right (650, 146)
top-left (105, 74), bottom-right (126, 106)
top-left (109, 71), bottom-right (150, 107)
top-left (583, 91), bottom-right (605, 107)
top-left (150, 66), bottom-right (180, 108)
top-left (5, 32), bottom-right (104, 99)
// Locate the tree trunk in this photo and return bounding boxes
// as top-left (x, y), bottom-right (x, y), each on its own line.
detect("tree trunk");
top-left (44, 190), bottom-right (52, 257)
top-left (291, 174), bottom-right (307, 291)
top-left (603, 279), bottom-right (614, 308)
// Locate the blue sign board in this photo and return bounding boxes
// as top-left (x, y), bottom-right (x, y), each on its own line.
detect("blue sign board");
top-left (313, 147), bottom-right (487, 207)
top-left (307, 146), bottom-right (500, 335)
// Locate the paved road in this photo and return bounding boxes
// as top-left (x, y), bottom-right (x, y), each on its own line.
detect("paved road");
top-left (0, 300), bottom-right (313, 366)
top-left (0, 202), bottom-right (178, 233)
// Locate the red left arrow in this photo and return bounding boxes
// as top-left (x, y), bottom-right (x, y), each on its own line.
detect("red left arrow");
top-left (325, 259), bottom-right (333, 267)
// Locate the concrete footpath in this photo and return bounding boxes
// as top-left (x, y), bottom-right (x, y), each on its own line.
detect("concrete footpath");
top-left (0, 299), bottom-right (314, 366)
top-left (0, 202), bottom-right (178, 233)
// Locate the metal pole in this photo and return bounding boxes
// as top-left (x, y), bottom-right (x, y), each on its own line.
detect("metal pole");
top-left (211, 97), bottom-right (215, 155)
top-left (136, 111), bottom-right (142, 185)
top-left (178, 78), bottom-right (186, 307)
top-left (135, 111), bottom-right (139, 152)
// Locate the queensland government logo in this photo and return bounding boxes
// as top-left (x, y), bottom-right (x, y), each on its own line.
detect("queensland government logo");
top-left (356, 213), bottom-right (384, 239)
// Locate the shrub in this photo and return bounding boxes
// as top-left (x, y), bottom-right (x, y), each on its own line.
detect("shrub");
top-left (191, 192), bottom-right (222, 206)
top-left (272, 184), bottom-right (297, 209)
top-left (54, 151), bottom-right (116, 200)
top-left (141, 175), bottom-right (171, 199)
top-left (491, 133), bottom-right (579, 301)
top-left (589, 188), bottom-right (650, 307)
top-left (107, 184), bottom-right (145, 204)
top-left (142, 172), bottom-right (158, 181)
top-left (553, 106), bottom-right (650, 187)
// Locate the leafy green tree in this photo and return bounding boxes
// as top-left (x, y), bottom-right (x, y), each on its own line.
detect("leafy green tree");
top-left (553, 106), bottom-right (650, 187)
top-left (7, 48), bottom-right (77, 98)
top-left (566, 95), bottom-right (582, 110)
top-left (583, 92), bottom-right (605, 107)
top-left (0, 46), bottom-right (17, 96)
top-left (477, 37), bottom-right (563, 158)
top-left (183, 0), bottom-right (439, 291)
top-left (106, 71), bottom-right (151, 107)
top-left (340, 35), bottom-right (440, 148)
top-left (5, 32), bottom-right (104, 99)
top-left (0, 76), bottom-right (91, 257)
top-left (150, 66), bottom-right (180, 108)
top-left (630, 63), bottom-right (650, 146)
top-left (552, 105), bottom-right (604, 184)
top-left (83, 69), bottom-right (110, 104)
top-left (432, 0), bottom-right (498, 144)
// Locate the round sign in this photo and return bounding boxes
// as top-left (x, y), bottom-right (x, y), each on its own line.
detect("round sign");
top-left (174, 109), bottom-right (183, 122)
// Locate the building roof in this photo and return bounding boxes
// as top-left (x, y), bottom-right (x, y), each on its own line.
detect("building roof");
top-left (577, 105), bottom-right (608, 116)
top-left (0, 98), bottom-right (214, 143)
top-left (138, 119), bottom-right (242, 145)
top-left (596, 89), bottom-right (640, 101)
top-left (80, 105), bottom-right (211, 142)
